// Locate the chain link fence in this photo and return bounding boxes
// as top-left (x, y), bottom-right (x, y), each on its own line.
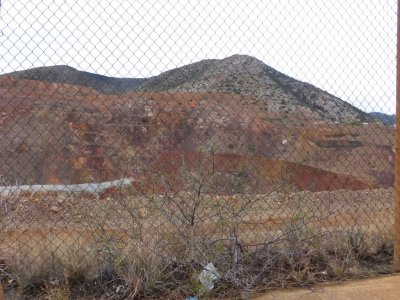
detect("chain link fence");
top-left (0, 1), bottom-right (397, 298)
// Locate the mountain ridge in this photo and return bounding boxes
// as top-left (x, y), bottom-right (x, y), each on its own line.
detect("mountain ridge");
top-left (2, 55), bottom-right (372, 123)
top-left (1, 65), bottom-right (146, 94)
top-left (368, 112), bottom-right (395, 126)
top-left (0, 55), bottom-right (393, 190)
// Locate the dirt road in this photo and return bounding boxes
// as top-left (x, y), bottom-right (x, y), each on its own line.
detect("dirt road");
top-left (253, 274), bottom-right (400, 299)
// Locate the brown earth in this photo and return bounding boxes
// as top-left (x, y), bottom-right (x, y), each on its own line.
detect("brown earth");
top-left (0, 187), bottom-right (393, 250)
top-left (0, 55), bottom-right (395, 299)
top-left (0, 186), bottom-right (394, 298)
top-left (252, 274), bottom-right (400, 300)
top-left (0, 76), bottom-right (394, 192)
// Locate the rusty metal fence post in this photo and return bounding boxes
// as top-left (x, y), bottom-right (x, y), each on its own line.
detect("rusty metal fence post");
top-left (395, 0), bottom-right (400, 271)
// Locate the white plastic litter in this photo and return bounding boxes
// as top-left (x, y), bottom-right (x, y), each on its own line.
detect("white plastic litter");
top-left (198, 262), bottom-right (220, 291)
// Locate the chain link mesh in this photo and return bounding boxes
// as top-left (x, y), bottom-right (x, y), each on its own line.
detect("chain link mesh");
top-left (0, 1), bottom-right (397, 298)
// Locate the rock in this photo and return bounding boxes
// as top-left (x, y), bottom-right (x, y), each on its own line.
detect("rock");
top-left (50, 206), bottom-right (61, 213)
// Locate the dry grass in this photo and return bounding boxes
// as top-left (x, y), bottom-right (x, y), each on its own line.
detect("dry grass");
top-left (0, 186), bottom-right (395, 299)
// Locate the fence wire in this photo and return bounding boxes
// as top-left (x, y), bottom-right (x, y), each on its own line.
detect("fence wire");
top-left (0, 1), bottom-right (397, 299)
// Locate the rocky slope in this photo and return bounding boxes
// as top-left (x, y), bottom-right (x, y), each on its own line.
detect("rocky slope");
top-left (0, 55), bottom-right (393, 192)
top-left (4, 55), bottom-right (372, 123)
top-left (137, 55), bottom-right (372, 123)
top-left (369, 112), bottom-right (395, 126)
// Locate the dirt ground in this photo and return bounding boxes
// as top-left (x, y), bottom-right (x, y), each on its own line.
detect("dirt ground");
top-left (252, 274), bottom-right (400, 300)
top-left (0, 187), bottom-right (395, 299)
top-left (0, 187), bottom-right (394, 259)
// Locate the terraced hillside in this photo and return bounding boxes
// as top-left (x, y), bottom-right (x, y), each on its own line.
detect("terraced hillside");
top-left (0, 55), bottom-right (394, 192)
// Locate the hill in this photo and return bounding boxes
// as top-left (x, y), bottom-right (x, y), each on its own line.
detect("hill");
top-left (137, 55), bottom-right (372, 123)
top-left (0, 55), bottom-right (393, 192)
top-left (4, 55), bottom-right (372, 123)
top-left (1, 65), bottom-right (146, 94)
top-left (369, 112), bottom-right (395, 126)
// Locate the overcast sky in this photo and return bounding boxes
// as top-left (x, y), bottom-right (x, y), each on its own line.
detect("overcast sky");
top-left (0, 0), bottom-right (397, 113)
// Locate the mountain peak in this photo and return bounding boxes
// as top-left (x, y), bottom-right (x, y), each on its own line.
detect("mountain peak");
top-left (223, 54), bottom-right (263, 64)
top-left (4, 65), bottom-right (79, 80)
top-left (1, 55), bottom-right (371, 122)
top-left (136, 55), bottom-right (371, 122)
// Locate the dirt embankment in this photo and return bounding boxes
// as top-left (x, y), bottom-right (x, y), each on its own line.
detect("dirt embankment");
top-left (0, 75), bottom-right (394, 189)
